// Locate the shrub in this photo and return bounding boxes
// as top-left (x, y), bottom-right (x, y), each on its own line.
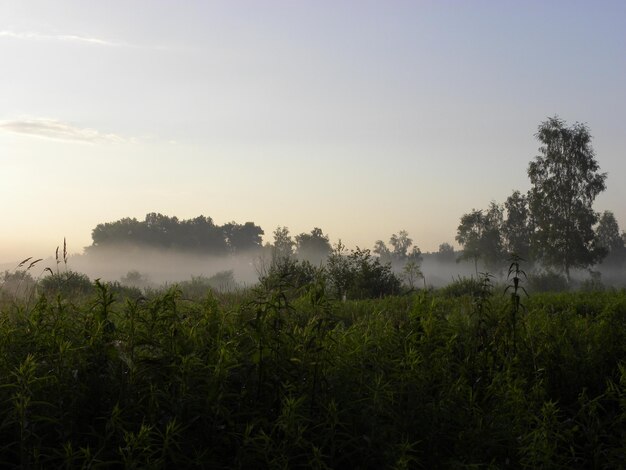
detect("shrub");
top-left (326, 246), bottom-right (401, 299)
top-left (258, 257), bottom-right (318, 294)
top-left (39, 270), bottom-right (93, 297)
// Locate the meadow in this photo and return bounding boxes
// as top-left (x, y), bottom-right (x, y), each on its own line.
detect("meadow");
top-left (1, 266), bottom-right (626, 469)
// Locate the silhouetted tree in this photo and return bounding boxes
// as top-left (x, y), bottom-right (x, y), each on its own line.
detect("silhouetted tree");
top-left (272, 226), bottom-right (295, 260)
top-left (407, 246), bottom-right (423, 264)
top-left (502, 190), bottom-right (532, 261)
top-left (375, 232), bottom-right (423, 278)
top-left (436, 242), bottom-right (456, 263)
top-left (295, 227), bottom-right (332, 264)
top-left (456, 203), bottom-right (504, 273)
top-left (144, 213), bottom-right (180, 247)
top-left (373, 240), bottom-right (392, 264)
top-left (402, 260), bottom-right (423, 290)
top-left (528, 117), bottom-right (607, 281)
top-left (89, 214), bottom-right (261, 256)
top-left (389, 230), bottom-right (413, 262)
top-left (180, 216), bottom-right (228, 253)
top-left (223, 222), bottom-right (264, 253)
top-left (596, 211), bottom-right (625, 267)
top-left (91, 217), bottom-right (142, 248)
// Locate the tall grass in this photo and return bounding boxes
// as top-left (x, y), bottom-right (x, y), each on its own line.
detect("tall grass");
top-left (0, 266), bottom-right (625, 467)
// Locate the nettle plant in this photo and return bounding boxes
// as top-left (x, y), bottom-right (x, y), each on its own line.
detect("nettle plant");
top-left (504, 254), bottom-right (528, 355)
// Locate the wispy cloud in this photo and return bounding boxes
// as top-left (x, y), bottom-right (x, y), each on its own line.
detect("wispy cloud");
top-left (0, 30), bottom-right (121, 46)
top-left (0, 118), bottom-right (126, 143)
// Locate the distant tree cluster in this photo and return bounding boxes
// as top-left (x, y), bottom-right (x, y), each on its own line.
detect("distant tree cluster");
top-left (455, 117), bottom-right (623, 281)
top-left (373, 230), bottom-right (424, 289)
top-left (89, 213), bottom-right (264, 255)
top-left (373, 230), bottom-right (422, 266)
top-left (436, 242), bottom-right (456, 263)
top-left (270, 226), bottom-right (332, 265)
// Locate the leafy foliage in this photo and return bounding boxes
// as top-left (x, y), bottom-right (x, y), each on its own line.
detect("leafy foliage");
top-left (528, 117), bottom-right (607, 280)
top-left (502, 190), bottom-right (533, 261)
top-left (90, 213), bottom-right (264, 255)
top-left (258, 256), bottom-right (319, 295)
top-left (222, 221), bottom-right (265, 253)
top-left (2, 275), bottom-right (626, 468)
top-left (272, 226), bottom-right (295, 260)
top-left (456, 118), bottom-right (620, 283)
top-left (39, 270), bottom-right (93, 297)
top-left (456, 203), bottom-right (504, 272)
top-left (402, 260), bottom-right (423, 290)
top-left (596, 210), bottom-right (626, 268)
top-left (294, 227), bottom-right (332, 264)
top-left (436, 242), bottom-right (456, 263)
top-left (326, 243), bottom-right (401, 299)
top-left (389, 229), bottom-right (413, 261)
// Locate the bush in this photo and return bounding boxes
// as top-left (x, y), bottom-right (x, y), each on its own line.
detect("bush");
top-left (258, 257), bottom-right (318, 293)
top-left (326, 247), bottom-right (401, 300)
top-left (39, 270), bottom-right (93, 297)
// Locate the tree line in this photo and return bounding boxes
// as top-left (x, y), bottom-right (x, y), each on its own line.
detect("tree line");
top-left (89, 213), bottom-right (265, 255)
top-left (88, 216), bottom-right (337, 265)
top-left (88, 117), bottom-right (622, 286)
top-left (455, 116), bottom-right (625, 281)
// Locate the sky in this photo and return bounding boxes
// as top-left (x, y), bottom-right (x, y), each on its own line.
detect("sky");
top-left (1, 0), bottom-right (625, 264)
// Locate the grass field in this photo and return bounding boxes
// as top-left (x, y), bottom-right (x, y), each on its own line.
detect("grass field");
top-left (1, 272), bottom-right (626, 468)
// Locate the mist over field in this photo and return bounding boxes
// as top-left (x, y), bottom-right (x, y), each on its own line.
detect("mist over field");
top-left (0, 243), bottom-right (475, 289)
top-left (66, 245), bottom-right (263, 287)
top-left (3, 2), bottom-right (626, 468)
top-left (67, 248), bottom-right (478, 289)
top-left (1, 247), bottom-right (265, 292)
top-left (3, 239), bottom-right (625, 296)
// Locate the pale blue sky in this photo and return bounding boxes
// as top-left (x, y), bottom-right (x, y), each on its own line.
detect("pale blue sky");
top-left (1, 1), bottom-right (625, 263)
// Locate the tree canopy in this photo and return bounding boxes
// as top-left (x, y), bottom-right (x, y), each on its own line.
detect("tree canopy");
top-left (596, 211), bottom-right (625, 268)
top-left (528, 117), bottom-right (607, 280)
top-left (89, 213), bottom-right (263, 255)
top-left (295, 227), bottom-right (332, 264)
top-left (272, 226), bottom-right (295, 260)
top-left (455, 117), bottom-right (613, 280)
top-left (502, 190), bottom-right (532, 261)
top-left (436, 242), bottom-right (456, 263)
top-left (455, 203), bottom-right (504, 273)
